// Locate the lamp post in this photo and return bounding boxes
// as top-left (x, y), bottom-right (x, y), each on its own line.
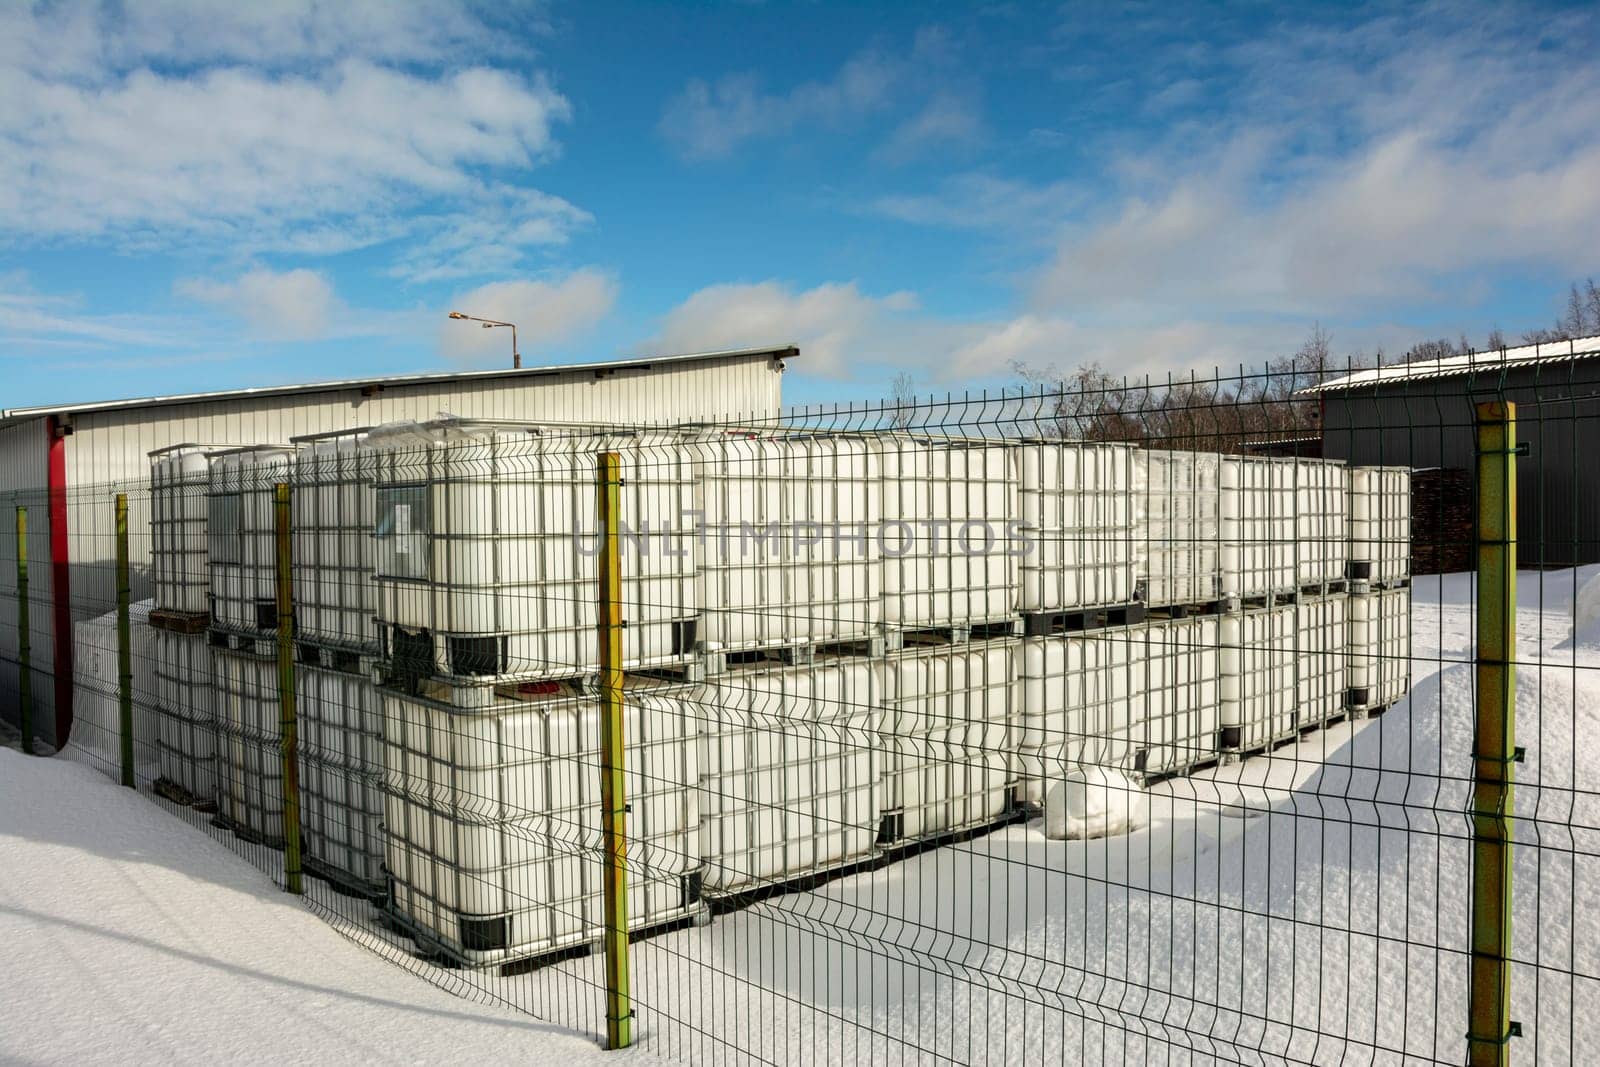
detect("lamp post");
top-left (448, 311), bottom-right (521, 368)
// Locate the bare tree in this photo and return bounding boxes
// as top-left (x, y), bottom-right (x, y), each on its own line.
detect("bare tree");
top-left (888, 371), bottom-right (917, 428)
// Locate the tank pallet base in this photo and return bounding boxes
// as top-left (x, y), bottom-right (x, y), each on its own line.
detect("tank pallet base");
top-left (1145, 597), bottom-right (1235, 621)
top-left (297, 642), bottom-right (383, 678)
top-left (1348, 576), bottom-right (1412, 595)
top-left (1296, 579), bottom-right (1350, 598)
top-left (1234, 590), bottom-right (1301, 610)
top-left (1344, 696), bottom-right (1399, 720)
top-left (711, 631), bottom-right (890, 672)
top-left (303, 856), bottom-right (387, 903)
top-left (888, 618), bottom-right (1024, 648)
top-left (875, 797), bottom-right (1029, 852)
top-left (389, 655), bottom-right (700, 708)
top-left (384, 881), bottom-right (707, 975)
top-left (209, 811), bottom-right (285, 850)
top-left (208, 629), bottom-right (277, 657)
top-left (704, 851), bottom-right (891, 914)
top-left (1021, 600), bottom-right (1147, 637)
top-left (1218, 725), bottom-right (1300, 761)
top-left (152, 776), bottom-right (216, 810)
top-left (150, 608), bottom-right (210, 634)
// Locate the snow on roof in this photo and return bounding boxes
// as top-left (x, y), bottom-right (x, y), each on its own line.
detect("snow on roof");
top-left (0, 344), bottom-right (798, 426)
top-left (1299, 335), bottom-right (1600, 396)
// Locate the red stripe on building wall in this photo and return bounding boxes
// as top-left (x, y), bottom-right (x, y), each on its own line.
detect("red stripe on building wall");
top-left (47, 414), bottom-right (73, 746)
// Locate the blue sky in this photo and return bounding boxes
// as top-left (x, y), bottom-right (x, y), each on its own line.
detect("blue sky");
top-left (2, 0), bottom-right (1598, 410)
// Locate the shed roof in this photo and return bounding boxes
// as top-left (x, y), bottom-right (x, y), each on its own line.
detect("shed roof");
top-left (1299, 335), bottom-right (1600, 395)
top-left (0, 344), bottom-right (797, 427)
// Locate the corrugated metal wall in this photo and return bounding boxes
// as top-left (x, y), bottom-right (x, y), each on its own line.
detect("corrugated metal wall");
top-left (0, 354), bottom-right (783, 744)
top-left (1320, 359), bottom-right (1600, 566)
top-left (0, 417), bottom-right (52, 741)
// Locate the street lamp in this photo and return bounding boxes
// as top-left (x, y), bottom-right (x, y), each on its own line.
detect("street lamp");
top-left (447, 310), bottom-right (521, 369)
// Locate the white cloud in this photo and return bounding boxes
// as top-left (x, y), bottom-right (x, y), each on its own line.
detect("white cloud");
top-left (441, 270), bottom-right (618, 363)
top-left (0, 4), bottom-right (578, 275)
top-left (177, 268), bottom-right (341, 341)
top-left (0, 274), bottom-right (183, 351)
top-left (658, 52), bottom-right (901, 160)
top-left (875, 92), bottom-right (984, 165)
top-left (871, 173), bottom-right (1084, 233)
top-left (650, 281), bottom-right (917, 375)
top-left (1029, 7), bottom-right (1600, 317)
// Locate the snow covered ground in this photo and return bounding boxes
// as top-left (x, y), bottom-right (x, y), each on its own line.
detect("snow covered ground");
top-left (0, 748), bottom-right (655, 1065)
top-left (5, 567), bottom-right (1596, 1065)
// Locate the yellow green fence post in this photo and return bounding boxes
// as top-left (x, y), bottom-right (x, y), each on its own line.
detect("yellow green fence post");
top-left (1469, 399), bottom-right (1518, 1065)
top-left (596, 451), bottom-right (633, 1050)
top-left (116, 493), bottom-right (135, 787)
top-left (16, 506), bottom-right (34, 756)
top-left (274, 482), bottom-right (304, 895)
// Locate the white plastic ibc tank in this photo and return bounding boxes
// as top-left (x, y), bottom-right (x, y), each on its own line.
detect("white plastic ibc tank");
top-left (699, 658), bottom-right (881, 893)
top-left (153, 629), bottom-right (217, 802)
top-left (370, 423), bottom-right (697, 680)
top-left (71, 601), bottom-right (159, 778)
top-left (381, 681), bottom-right (701, 966)
top-left (1296, 593), bottom-right (1348, 728)
top-left (1135, 449), bottom-right (1221, 608)
top-left (694, 434), bottom-right (880, 651)
top-left (213, 649), bottom-right (285, 844)
top-left (1017, 442), bottom-right (1137, 613)
top-left (151, 448), bottom-right (211, 614)
top-left (293, 431), bottom-right (378, 651)
top-left (1142, 616), bottom-right (1221, 778)
top-left (297, 664), bottom-right (385, 888)
top-left (1020, 626), bottom-right (1147, 803)
top-left (881, 440), bottom-right (1019, 629)
top-left (881, 638), bottom-right (1018, 841)
top-left (1219, 606), bottom-right (1296, 751)
top-left (1219, 456), bottom-right (1296, 598)
top-left (208, 447), bottom-right (292, 634)
top-left (1348, 587), bottom-right (1411, 710)
top-left (1295, 459), bottom-right (1349, 586)
top-left (1349, 466), bottom-right (1411, 585)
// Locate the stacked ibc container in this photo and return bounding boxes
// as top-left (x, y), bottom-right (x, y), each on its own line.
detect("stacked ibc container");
top-left (369, 422), bottom-right (697, 685)
top-left (207, 446), bottom-right (291, 842)
top-left (291, 429), bottom-right (385, 895)
top-left (1016, 442), bottom-right (1138, 620)
top-left (148, 445), bottom-right (220, 806)
top-left (1294, 459), bottom-right (1349, 588)
top-left (1348, 466), bottom-right (1412, 585)
top-left (1219, 456), bottom-right (1296, 600)
top-left (699, 658), bottom-right (880, 894)
top-left (1135, 449), bottom-right (1221, 609)
top-left (381, 678), bottom-right (702, 966)
top-left (1295, 592), bottom-right (1348, 729)
top-left (880, 439), bottom-right (1019, 632)
top-left (1019, 625), bottom-right (1146, 802)
top-left (1348, 585), bottom-right (1412, 714)
top-left (1347, 465), bottom-right (1412, 715)
top-left (878, 637), bottom-right (1018, 842)
top-left (1219, 605), bottom-right (1298, 752)
top-left (692, 433), bottom-right (880, 656)
top-left (1142, 616), bottom-right (1222, 778)
top-left (366, 421), bottom-right (702, 964)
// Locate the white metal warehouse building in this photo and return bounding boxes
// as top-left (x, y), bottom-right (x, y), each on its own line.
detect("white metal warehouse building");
top-left (0, 345), bottom-right (794, 747)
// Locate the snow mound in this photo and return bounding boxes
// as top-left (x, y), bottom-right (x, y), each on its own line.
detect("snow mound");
top-left (1574, 570), bottom-right (1600, 648)
top-left (1044, 766), bottom-right (1148, 840)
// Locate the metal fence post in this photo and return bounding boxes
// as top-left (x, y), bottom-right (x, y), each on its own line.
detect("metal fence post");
top-left (596, 451), bottom-right (633, 1050)
top-left (274, 482), bottom-right (304, 895)
top-left (1469, 399), bottom-right (1517, 1065)
top-left (116, 493), bottom-right (134, 787)
top-left (16, 506), bottom-right (33, 756)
